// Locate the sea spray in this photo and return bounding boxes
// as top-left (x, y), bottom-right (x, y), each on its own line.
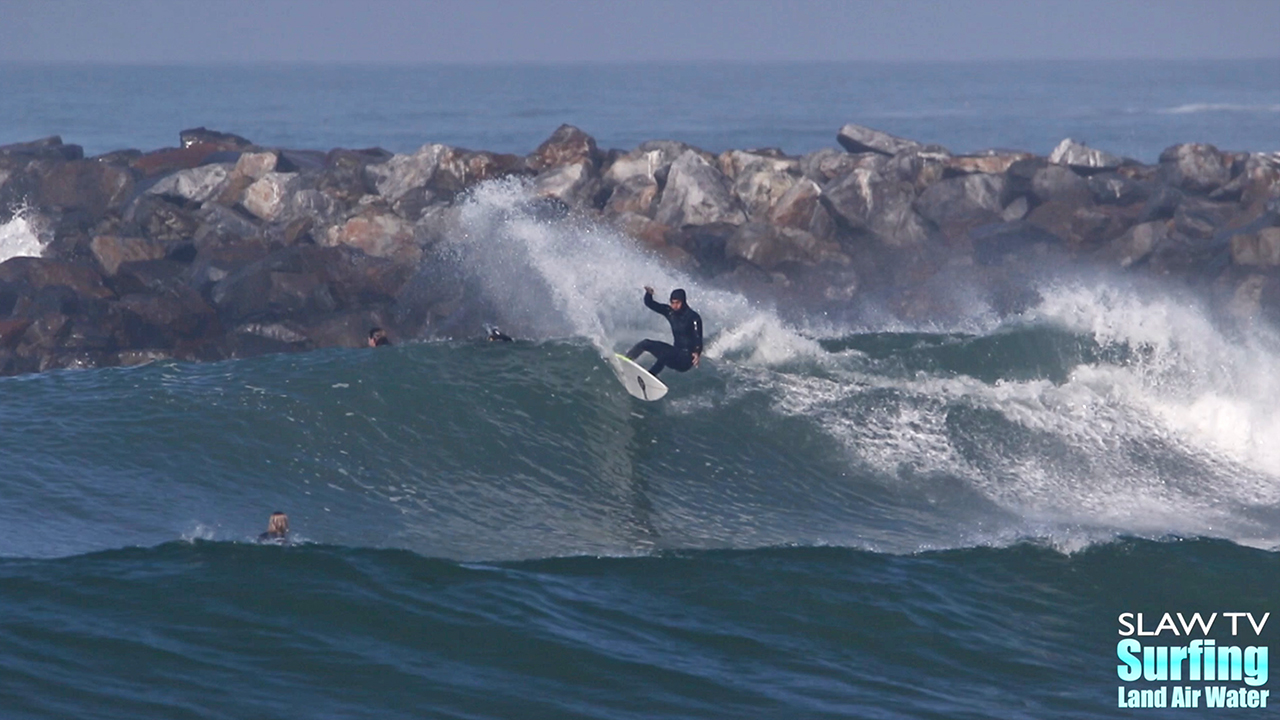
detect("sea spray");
top-left (447, 179), bottom-right (825, 365)
top-left (0, 204), bottom-right (47, 264)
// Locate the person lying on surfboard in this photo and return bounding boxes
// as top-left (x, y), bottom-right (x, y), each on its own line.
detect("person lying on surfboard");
top-left (625, 287), bottom-right (703, 376)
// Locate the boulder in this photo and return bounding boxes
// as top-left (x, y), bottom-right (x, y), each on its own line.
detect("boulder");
top-left (886, 147), bottom-right (952, 192)
top-left (603, 141), bottom-right (712, 189)
top-left (836, 123), bottom-right (922, 156)
top-left (1103, 220), bottom-right (1167, 268)
top-left (367, 144), bottom-right (450, 202)
top-left (192, 204), bottom-right (264, 250)
top-left (653, 151), bottom-right (746, 228)
top-left (109, 259), bottom-right (190, 295)
top-left (527, 125), bottom-right (602, 173)
top-left (125, 195), bottom-right (201, 244)
top-left (717, 149), bottom-right (798, 180)
top-left (1002, 196), bottom-right (1030, 222)
top-left (1048, 138), bottom-right (1125, 173)
top-left (531, 161), bottom-right (599, 209)
top-left (800, 148), bottom-right (878, 184)
top-left (913, 173), bottom-right (1008, 240)
top-left (89, 235), bottom-right (171, 276)
top-left (430, 148), bottom-right (526, 195)
top-left (602, 148), bottom-right (665, 187)
top-left (1171, 197), bottom-right (1238, 240)
top-left (1230, 227), bottom-right (1280, 267)
top-left (611, 212), bottom-right (673, 252)
top-left (117, 285), bottom-right (219, 346)
top-left (1087, 172), bottom-right (1150, 205)
top-left (36, 160), bottom-right (135, 217)
top-left (325, 207), bottom-right (422, 265)
top-left (132, 144), bottom-right (226, 177)
top-left (944, 151), bottom-right (1036, 177)
top-left (729, 154), bottom-right (799, 221)
top-left (0, 136), bottom-right (84, 162)
top-left (179, 127), bottom-right (254, 151)
top-left (211, 264), bottom-right (336, 325)
top-left (0, 257), bottom-right (113, 300)
top-left (969, 221), bottom-right (1063, 265)
top-left (769, 178), bottom-right (824, 230)
top-left (234, 151), bottom-right (280, 180)
top-left (821, 167), bottom-right (931, 247)
top-left (664, 222), bottom-right (739, 275)
top-left (603, 175), bottom-right (659, 217)
top-left (145, 164), bottom-right (233, 204)
top-left (725, 222), bottom-right (847, 271)
top-left (241, 172), bottom-right (303, 222)
top-left (1159, 143), bottom-right (1231, 195)
top-left (1026, 201), bottom-right (1136, 249)
top-left (1031, 164), bottom-right (1092, 205)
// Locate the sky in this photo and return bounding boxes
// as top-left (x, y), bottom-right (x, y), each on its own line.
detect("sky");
top-left (1, 0), bottom-right (1278, 64)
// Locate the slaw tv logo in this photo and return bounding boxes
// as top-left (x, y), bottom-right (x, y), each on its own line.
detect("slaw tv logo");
top-left (1117, 612), bottom-right (1270, 709)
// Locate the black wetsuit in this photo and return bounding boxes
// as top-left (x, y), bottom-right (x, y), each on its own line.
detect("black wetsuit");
top-left (626, 291), bottom-right (703, 375)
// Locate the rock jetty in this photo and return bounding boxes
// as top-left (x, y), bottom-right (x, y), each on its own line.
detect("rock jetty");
top-left (1, 123), bottom-right (1279, 376)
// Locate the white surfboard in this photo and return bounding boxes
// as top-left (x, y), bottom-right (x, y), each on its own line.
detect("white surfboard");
top-left (609, 353), bottom-right (669, 401)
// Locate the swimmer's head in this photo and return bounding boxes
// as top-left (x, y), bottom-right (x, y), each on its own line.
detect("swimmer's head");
top-left (267, 511), bottom-right (289, 534)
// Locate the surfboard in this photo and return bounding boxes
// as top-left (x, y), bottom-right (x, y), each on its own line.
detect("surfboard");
top-left (610, 353), bottom-right (669, 401)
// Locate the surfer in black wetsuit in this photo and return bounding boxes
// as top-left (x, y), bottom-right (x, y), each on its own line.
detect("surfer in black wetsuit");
top-left (625, 287), bottom-right (703, 376)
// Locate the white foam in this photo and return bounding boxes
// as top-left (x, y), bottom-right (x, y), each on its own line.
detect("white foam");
top-left (1158, 103), bottom-right (1280, 115)
top-left (449, 179), bottom-right (823, 366)
top-left (0, 205), bottom-right (48, 264)
top-left (765, 279), bottom-right (1280, 549)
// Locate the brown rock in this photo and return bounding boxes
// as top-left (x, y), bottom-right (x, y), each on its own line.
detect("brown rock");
top-left (325, 207), bottom-right (421, 265)
top-left (654, 151), bottom-right (746, 228)
top-left (1231, 227), bottom-right (1280, 266)
top-left (90, 235), bottom-right (171, 276)
top-left (604, 175), bottom-right (659, 217)
top-left (132, 143), bottom-right (225, 177)
top-left (527, 124), bottom-right (602, 173)
top-left (1159, 143), bottom-right (1231, 195)
top-left (179, 127), bottom-right (254, 151)
top-left (37, 160), bottom-right (135, 217)
top-left (769, 178), bottom-right (823, 230)
top-left (944, 152), bottom-right (1035, 177)
top-left (0, 257), bottom-right (113, 299)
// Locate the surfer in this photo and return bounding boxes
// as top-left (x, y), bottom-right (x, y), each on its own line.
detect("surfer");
top-left (367, 327), bottom-right (391, 347)
top-left (625, 287), bottom-right (702, 376)
top-left (258, 511), bottom-right (289, 543)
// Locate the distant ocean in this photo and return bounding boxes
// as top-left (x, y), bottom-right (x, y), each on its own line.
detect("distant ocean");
top-left (2, 62), bottom-right (1279, 719)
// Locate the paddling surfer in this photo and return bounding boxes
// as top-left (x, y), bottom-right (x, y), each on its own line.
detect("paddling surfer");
top-left (625, 287), bottom-right (702, 376)
top-left (258, 511), bottom-right (290, 543)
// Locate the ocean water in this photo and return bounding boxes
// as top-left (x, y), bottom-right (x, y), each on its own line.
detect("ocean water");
top-left (2, 63), bottom-right (1280, 718)
top-left (1, 61), bottom-right (1278, 161)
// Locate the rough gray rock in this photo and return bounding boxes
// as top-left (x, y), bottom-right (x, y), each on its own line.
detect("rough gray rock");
top-left (90, 235), bottom-right (172, 276)
top-left (1048, 138), bottom-right (1125, 172)
top-left (913, 174), bottom-right (1008, 240)
top-left (527, 124), bottom-right (601, 173)
top-left (821, 167), bottom-right (931, 247)
top-left (241, 172), bottom-right (304, 221)
top-left (1159, 143), bottom-right (1232, 195)
top-left (367, 144), bottom-right (450, 202)
top-left (836, 123), bottom-right (922, 156)
top-left (1031, 165), bottom-right (1092, 205)
top-left (532, 161), bottom-right (600, 209)
top-left (729, 154), bottom-right (799, 221)
top-left (1231, 226), bottom-right (1280, 266)
top-left (146, 164), bottom-right (233, 204)
top-left (653, 151), bottom-right (746, 228)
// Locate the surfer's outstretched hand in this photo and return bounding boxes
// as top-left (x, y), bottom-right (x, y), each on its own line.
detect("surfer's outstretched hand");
top-left (692, 352), bottom-right (701, 368)
top-left (644, 285), bottom-right (655, 296)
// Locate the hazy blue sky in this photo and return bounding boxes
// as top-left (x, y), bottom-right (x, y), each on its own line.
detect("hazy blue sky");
top-left (2, 0), bottom-right (1277, 63)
